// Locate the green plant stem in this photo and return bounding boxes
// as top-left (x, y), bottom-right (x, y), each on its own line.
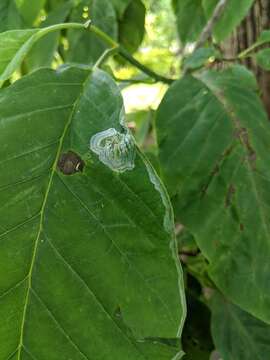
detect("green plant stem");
top-left (90, 23), bottom-right (118, 47)
top-left (114, 77), bottom-right (154, 84)
top-left (94, 47), bottom-right (120, 69)
top-left (88, 21), bottom-right (173, 84)
top-left (4, 20), bottom-right (173, 87)
top-left (118, 47), bottom-right (173, 84)
top-left (36, 22), bottom-right (86, 40)
top-left (238, 44), bottom-right (259, 58)
top-left (42, 21), bottom-right (174, 84)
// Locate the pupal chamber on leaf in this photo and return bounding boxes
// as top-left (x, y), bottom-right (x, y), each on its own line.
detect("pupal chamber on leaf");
top-left (90, 128), bottom-right (136, 173)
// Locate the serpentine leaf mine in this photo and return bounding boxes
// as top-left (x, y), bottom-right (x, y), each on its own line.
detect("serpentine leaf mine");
top-left (90, 128), bottom-right (136, 173)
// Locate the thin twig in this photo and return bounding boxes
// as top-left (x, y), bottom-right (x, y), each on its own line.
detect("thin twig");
top-left (118, 47), bottom-right (174, 84)
top-left (89, 22), bottom-right (174, 84)
top-left (194, 0), bottom-right (229, 50)
top-left (94, 47), bottom-right (119, 69)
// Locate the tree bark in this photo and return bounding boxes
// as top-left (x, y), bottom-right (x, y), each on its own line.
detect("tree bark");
top-left (222, 0), bottom-right (270, 117)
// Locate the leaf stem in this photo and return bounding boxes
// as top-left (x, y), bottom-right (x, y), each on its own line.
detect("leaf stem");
top-left (93, 47), bottom-right (120, 69)
top-left (89, 23), bottom-right (118, 48)
top-left (117, 47), bottom-right (173, 84)
top-left (89, 23), bottom-right (173, 84)
top-left (238, 44), bottom-right (259, 59)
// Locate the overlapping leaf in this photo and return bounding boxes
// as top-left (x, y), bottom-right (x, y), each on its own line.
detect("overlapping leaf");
top-left (203, 0), bottom-right (255, 41)
top-left (172, 0), bottom-right (255, 44)
top-left (172, 0), bottom-right (206, 44)
top-left (211, 293), bottom-right (270, 360)
top-left (156, 65), bottom-right (270, 324)
top-left (0, 0), bottom-right (23, 32)
top-left (15, 0), bottom-right (46, 26)
top-left (111, 0), bottom-right (132, 18)
top-left (0, 23), bottom-right (85, 87)
top-left (118, 0), bottom-right (146, 54)
top-left (66, 0), bottom-right (117, 64)
top-left (255, 48), bottom-right (270, 70)
top-left (25, 1), bottom-right (74, 72)
top-left (0, 66), bottom-right (185, 359)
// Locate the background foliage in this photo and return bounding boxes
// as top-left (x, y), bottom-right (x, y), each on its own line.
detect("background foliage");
top-left (1, 0), bottom-right (270, 359)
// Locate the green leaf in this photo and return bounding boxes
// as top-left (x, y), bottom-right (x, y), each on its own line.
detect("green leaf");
top-left (211, 293), bottom-right (270, 360)
top-left (137, 340), bottom-right (185, 359)
top-left (183, 47), bottom-right (219, 70)
top-left (256, 30), bottom-right (270, 45)
top-left (156, 65), bottom-right (270, 324)
top-left (202, 0), bottom-right (255, 41)
top-left (0, 29), bottom-right (37, 85)
top-left (0, 0), bottom-right (23, 32)
top-left (25, 1), bottom-right (74, 72)
top-left (255, 48), bottom-right (270, 70)
top-left (15, 0), bottom-right (46, 26)
top-left (66, 0), bottom-right (118, 64)
top-left (111, 0), bottom-right (132, 18)
top-left (45, 0), bottom-right (67, 11)
top-left (0, 66), bottom-right (185, 359)
top-left (118, 0), bottom-right (146, 54)
top-left (241, 30), bottom-right (270, 58)
top-left (0, 23), bottom-right (85, 88)
top-left (172, 0), bottom-right (207, 45)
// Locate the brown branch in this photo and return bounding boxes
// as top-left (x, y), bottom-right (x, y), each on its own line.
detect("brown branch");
top-left (194, 0), bottom-right (229, 50)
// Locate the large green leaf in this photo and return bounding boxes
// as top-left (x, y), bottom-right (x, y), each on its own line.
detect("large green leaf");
top-left (172, 0), bottom-right (206, 45)
top-left (203, 0), bottom-right (255, 41)
top-left (156, 65), bottom-right (270, 324)
top-left (0, 66), bottom-right (185, 359)
top-left (66, 0), bottom-right (118, 64)
top-left (211, 293), bottom-right (270, 360)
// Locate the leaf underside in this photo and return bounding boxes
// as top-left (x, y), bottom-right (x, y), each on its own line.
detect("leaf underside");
top-left (0, 67), bottom-right (185, 360)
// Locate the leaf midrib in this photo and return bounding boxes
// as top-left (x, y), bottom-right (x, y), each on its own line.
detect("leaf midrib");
top-left (198, 74), bottom-right (270, 318)
top-left (16, 72), bottom-right (91, 359)
top-left (198, 75), bottom-right (270, 244)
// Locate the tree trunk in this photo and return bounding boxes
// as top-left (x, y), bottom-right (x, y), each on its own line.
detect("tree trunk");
top-left (222, 0), bottom-right (270, 117)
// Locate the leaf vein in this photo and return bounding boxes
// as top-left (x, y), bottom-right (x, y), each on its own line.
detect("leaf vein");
top-left (0, 212), bottom-right (40, 241)
top-left (44, 238), bottom-right (147, 359)
top-left (30, 289), bottom-right (90, 360)
top-left (0, 276), bottom-right (28, 300)
top-left (57, 174), bottom-right (175, 327)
